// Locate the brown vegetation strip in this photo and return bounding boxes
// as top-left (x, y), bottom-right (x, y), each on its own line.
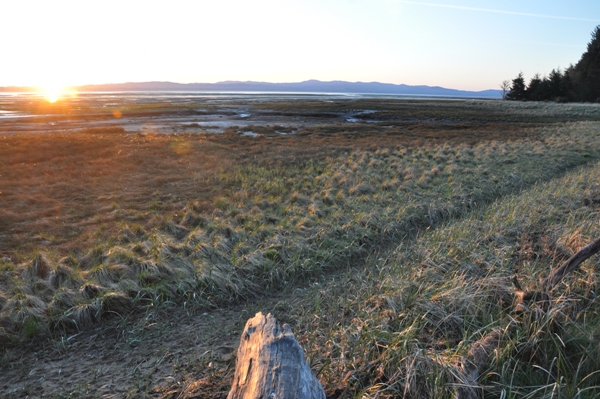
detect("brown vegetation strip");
top-left (0, 122), bottom-right (537, 258)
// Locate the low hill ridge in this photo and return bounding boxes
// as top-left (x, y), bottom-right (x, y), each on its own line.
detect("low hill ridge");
top-left (0, 80), bottom-right (501, 98)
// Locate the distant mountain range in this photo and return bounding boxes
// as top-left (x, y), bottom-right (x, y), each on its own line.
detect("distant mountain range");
top-left (0, 80), bottom-right (502, 98)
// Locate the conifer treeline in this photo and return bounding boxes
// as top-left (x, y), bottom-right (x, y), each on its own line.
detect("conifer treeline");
top-left (505, 26), bottom-right (600, 102)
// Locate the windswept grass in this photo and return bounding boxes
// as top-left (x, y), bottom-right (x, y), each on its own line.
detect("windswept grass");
top-left (2, 119), bottom-right (600, 343)
top-left (292, 159), bottom-right (600, 398)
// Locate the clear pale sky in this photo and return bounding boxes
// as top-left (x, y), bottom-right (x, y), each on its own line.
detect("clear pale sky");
top-left (2, 0), bottom-right (599, 91)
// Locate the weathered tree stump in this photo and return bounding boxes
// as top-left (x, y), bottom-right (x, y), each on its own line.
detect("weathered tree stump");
top-left (227, 312), bottom-right (325, 399)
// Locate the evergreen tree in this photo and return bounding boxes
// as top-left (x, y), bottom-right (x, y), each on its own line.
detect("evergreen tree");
top-left (548, 69), bottom-right (564, 99)
top-left (503, 25), bottom-right (600, 102)
top-left (562, 66), bottom-right (576, 101)
top-left (506, 72), bottom-right (526, 101)
top-left (570, 26), bottom-right (600, 102)
top-left (537, 76), bottom-right (552, 100)
top-left (526, 73), bottom-right (543, 101)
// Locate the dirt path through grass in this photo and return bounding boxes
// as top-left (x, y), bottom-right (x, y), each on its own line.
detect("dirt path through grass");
top-left (1, 278), bottom-right (330, 398)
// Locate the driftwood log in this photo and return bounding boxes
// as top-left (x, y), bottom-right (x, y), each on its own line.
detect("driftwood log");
top-left (227, 312), bottom-right (325, 399)
top-left (542, 236), bottom-right (600, 292)
top-left (227, 238), bottom-right (600, 399)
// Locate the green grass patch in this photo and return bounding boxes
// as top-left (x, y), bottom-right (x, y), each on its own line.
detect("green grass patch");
top-left (292, 159), bottom-right (600, 398)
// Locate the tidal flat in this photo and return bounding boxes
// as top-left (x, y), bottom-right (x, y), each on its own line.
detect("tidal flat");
top-left (2, 94), bottom-right (600, 398)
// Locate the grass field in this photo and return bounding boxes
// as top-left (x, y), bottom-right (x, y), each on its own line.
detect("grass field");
top-left (295, 161), bottom-right (600, 398)
top-left (1, 97), bottom-right (600, 398)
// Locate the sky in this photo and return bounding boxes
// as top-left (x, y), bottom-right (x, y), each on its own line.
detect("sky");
top-left (2, 0), bottom-right (600, 91)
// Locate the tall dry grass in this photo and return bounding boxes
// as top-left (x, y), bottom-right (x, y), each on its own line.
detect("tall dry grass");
top-left (1, 120), bottom-right (600, 344)
top-left (291, 159), bottom-right (600, 398)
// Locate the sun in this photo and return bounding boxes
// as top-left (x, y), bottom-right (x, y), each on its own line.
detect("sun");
top-left (46, 89), bottom-right (60, 103)
top-left (37, 83), bottom-right (76, 103)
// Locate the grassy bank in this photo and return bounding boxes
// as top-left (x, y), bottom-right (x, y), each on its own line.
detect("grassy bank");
top-left (2, 120), bottom-right (600, 342)
top-left (291, 159), bottom-right (600, 398)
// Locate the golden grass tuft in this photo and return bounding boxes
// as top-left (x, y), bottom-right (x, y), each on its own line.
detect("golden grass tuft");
top-left (2, 294), bottom-right (47, 323)
top-left (48, 264), bottom-right (76, 289)
top-left (21, 253), bottom-right (51, 280)
top-left (79, 284), bottom-right (102, 299)
top-left (64, 300), bottom-right (103, 327)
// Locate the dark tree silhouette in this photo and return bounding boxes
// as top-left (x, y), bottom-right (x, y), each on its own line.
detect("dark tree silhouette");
top-left (548, 69), bottom-right (564, 99)
top-left (504, 25), bottom-right (600, 102)
top-left (506, 72), bottom-right (526, 101)
top-left (572, 26), bottom-right (600, 102)
top-left (526, 73), bottom-right (543, 101)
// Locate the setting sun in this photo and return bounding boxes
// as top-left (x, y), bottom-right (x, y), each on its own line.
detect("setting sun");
top-left (46, 90), bottom-right (60, 103)
top-left (37, 83), bottom-right (76, 103)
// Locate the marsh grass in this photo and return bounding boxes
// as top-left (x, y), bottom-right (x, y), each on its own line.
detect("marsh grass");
top-left (257, 98), bottom-right (600, 123)
top-left (287, 160), bottom-right (600, 398)
top-left (2, 118), bottom-right (600, 345)
top-left (4, 99), bottom-right (600, 398)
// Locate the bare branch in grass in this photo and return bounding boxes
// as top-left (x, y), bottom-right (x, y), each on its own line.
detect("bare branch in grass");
top-left (542, 236), bottom-right (600, 292)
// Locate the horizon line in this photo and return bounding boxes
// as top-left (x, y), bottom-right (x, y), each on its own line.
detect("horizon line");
top-left (0, 79), bottom-right (500, 93)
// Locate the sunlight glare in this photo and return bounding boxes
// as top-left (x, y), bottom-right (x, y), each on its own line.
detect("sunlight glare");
top-left (47, 90), bottom-right (60, 103)
top-left (38, 83), bottom-right (76, 103)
